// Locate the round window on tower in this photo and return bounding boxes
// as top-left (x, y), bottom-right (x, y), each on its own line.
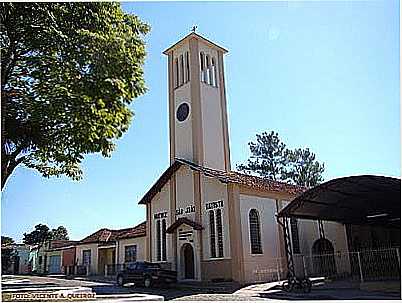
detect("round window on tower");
top-left (176, 103), bottom-right (190, 122)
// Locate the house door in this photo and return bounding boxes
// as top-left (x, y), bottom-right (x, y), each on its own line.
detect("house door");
top-left (183, 244), bottom-right (194, 279)
top-left (48, 255), bottom-right (61, 274)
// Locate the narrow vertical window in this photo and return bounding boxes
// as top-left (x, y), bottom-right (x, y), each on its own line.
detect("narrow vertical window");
top-left (208, 57), bottom-right (214, 85)
top-left (209, 210), bottom-right (216, 258)
top-left (180, 54), bottom-right (184, 86)
top-left (186, 52), bottom-right (190, 83)
top-left (205, 55), bottom-right (211, 85)
top-left (200, 52), bottom-right (205, 82)
top-left (211, 58), bottom-right (218, 87)
top-left (249, 209), bottom-right (262, 254)
top-left (290, 217), bottom-right (300, 254)
top-left (156, 220), bottom-right (161, 261)
top-left (210, 58), bottom-right (215, 86)
top-left (183, 53), bottom-right (187, 83)
top-left (162, 219), bottom-right (167, 261)
top-left (175, 58), bottom-right (179, 88)
top-left (216, 209), bottom-right (224, 258)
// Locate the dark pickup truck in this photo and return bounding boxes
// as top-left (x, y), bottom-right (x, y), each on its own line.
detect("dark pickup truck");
top-left (116, 261), bottom-right (177, 288)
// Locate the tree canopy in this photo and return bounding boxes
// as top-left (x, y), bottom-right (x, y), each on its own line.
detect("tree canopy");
top-left (237, 131), bottom-right (325, 187)
top-left (1, 3), bottom-right (150, 189)
top-left (1, 235), bottom-right (15, 246)
top-left (50, 226), bottom-right (69, 241)
top-left (22, 223), bottom-right (70, 246)
top-left (23, 224), bottom-right (52, 246)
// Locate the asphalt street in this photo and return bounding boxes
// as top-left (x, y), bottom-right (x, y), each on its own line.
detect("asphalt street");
top-left (2, 275), bottom-right (401, 301)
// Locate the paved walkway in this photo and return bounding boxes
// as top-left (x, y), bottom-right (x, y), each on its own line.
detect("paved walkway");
top-left (234, 279), bottom-right (401, 301)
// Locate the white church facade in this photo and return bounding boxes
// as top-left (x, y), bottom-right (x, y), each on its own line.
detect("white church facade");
top-left (138, 32), bottom-right (349, 284)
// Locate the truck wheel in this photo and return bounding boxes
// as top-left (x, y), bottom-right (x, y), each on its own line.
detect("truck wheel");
top-left (117, 275), bottom-right (125, 287)
top-left (143, 276), bottom-right (152, 288)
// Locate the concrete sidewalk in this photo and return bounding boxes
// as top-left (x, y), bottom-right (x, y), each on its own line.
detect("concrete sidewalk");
top-left (2, 276), bottom-right (164, 302)
top-left (234, 278), bottom-right (401, 301)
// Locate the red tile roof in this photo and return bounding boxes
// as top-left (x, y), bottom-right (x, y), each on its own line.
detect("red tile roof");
top-left (117, 222), bottom-right (147, 240)
top-left (49, 240), bottom-right (77, 249)
top-left (79, 222), bottom-right (146, 244)
top-left (138, 159), bottom-right (305, 205)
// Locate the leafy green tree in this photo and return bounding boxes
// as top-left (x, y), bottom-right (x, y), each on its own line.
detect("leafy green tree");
top-left (1, 246), bottom-right (17, 273)
top-left (237, 131), bottom-right (287, 181)
top-left (50, 226), bottom-right (69, 241)
top-left (22, 224), bottom-right (52, 246)
top-left (1, 3), bottom-right (150, 189)
top-left (1, 236), bottom-right (16, 273)
top-left (237, 131), bottom-right (325, 187)
top-left (283, 148), bottom-right (325, 187)
top-left (1, 235), bottom-right (15, 246)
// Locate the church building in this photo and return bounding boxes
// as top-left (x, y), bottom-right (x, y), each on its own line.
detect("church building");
top-left (138, 32), bottom-right (349, 284)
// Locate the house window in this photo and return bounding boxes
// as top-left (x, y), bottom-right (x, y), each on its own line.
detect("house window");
top-left (249, 209), bottom-right (263, 254)
top-left (83, 250), bottom-right (91, 265)
top-left (124, 245), bottom-right (137, 263)
top-left (156, 219), bottom-right (167, 262)
top-left (216, 209), bottom-right (224, 257)
top-left (290, 217), bottom-right (300, 254)
top-left (209, 210), bottom-right (216, 258)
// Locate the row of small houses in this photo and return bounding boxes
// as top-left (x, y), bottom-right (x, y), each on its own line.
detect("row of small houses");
top-left (3, 222), bottom-right (146, 277)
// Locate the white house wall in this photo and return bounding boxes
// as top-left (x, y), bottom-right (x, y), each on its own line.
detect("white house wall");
top-left (296, 219), bottom-right (350, 276)
top-left (201, 175), bottom-right (231, 260)
top-left (75, 244), bottom-right (98, 275)
top-left (150, 180), bottom-right (172, 264)
top-left (117, 237), bottom-right (146, 264)
top-left (297, 220), bottom-right (348, 255)
top-left (240, 194), bottom-right (282, 283)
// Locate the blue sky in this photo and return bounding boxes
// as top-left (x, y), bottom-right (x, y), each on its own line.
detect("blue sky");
top-left (2, 1), bottom-right (400, 242)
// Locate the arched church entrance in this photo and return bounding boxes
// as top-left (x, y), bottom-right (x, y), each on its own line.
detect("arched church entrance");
top-left (312, 238), bottom-right (337, 277)
top-left (181, 243), bottom-right (195, 279)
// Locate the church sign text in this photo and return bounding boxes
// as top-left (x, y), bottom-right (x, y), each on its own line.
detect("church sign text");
top-left (176, 205), bottom-right (195, 216)
top-left (205, 200), bottom-right (224, 210)
top-left (153, 211), bottom-right (168, 219)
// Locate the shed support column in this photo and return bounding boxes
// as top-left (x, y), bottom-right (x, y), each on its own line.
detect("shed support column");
top-left (318, 219), bottom-right (325, 239)
top-left (277, 216), bottom-right (296, 279)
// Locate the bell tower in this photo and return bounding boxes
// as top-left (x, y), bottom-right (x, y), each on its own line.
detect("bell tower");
top-left (163, 32), bottom-right (231, 171)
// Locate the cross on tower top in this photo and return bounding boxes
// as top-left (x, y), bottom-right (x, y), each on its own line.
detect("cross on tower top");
top-left (191, 25), bottom-right (197, 33)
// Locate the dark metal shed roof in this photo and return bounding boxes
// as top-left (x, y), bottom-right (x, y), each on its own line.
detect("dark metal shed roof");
top-left (278, 175), bottom-right (401, 228)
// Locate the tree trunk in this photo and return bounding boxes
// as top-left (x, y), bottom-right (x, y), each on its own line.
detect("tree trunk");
top-left (1, 154), bottom-right (24, 190)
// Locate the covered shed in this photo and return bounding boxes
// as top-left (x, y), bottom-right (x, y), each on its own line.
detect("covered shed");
top-left (278, 175), bottom-right (400, 230)
top-left (277, 175), bottom-right (400, 281)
